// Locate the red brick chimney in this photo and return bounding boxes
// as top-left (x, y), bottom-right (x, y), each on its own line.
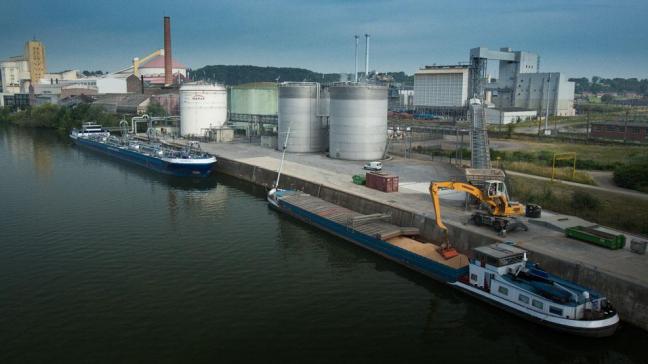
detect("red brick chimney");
top-left (164, 16), bottom-right (172, 86)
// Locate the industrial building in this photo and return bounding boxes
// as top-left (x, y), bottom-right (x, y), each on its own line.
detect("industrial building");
top-left (484, 107), bottom-right (537, 125)
top-left (413, 47), bottom-right (575, 119)
top-left (414, 65), bottom-right (470, 108)
top-left (591, 121), bottom-right (648, 141)
top-left (470, 47), bottom-right (575, 117)
top-left (24, 40), bottom-right (47, 84)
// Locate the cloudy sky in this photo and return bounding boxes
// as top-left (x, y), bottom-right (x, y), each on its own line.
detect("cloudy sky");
top-left (1, 0), bottom-right (647, 78)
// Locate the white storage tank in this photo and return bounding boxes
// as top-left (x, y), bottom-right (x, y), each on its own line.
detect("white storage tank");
top-left (180, 82), bottom-right (227, 137)
top-left (329, 84), bottom-right (388, 160)
top-left (277, 82), bottom-right (327, 153)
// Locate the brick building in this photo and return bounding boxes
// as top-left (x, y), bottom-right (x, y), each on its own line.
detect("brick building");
top-left (591, 121), bottom-right (648, 141)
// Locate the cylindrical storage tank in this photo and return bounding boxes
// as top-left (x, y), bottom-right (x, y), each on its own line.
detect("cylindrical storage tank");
top-left (329, 84), bottom-right (388, 160)
top-left (278, 83), bottom-right (326, 153)
top-left (180, 83), bottom-right (227, 137)
top-left (230, 82), bottom-right (278, 116)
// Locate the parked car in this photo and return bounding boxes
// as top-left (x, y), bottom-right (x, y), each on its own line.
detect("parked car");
top-left (363, 161), bottom-right (383, 171)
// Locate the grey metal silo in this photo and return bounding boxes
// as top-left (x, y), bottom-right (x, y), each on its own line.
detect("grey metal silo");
top-left (329, 84), bottom-right (388, 160)
top-left (277, 82), bottom-right (327, 153)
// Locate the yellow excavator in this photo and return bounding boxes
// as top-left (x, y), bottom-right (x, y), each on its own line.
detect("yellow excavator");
top-left (429, 180), bottom-right (540, 245)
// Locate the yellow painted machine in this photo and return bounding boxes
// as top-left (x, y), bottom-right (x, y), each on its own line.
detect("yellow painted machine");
top-left (429, 180), bottom-right (540, 240)
top-left (132, 49), bottom-right (164, 77)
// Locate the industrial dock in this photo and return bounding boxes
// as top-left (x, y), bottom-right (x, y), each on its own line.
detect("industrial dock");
top-left (162, 138), bottom-right (648, 332)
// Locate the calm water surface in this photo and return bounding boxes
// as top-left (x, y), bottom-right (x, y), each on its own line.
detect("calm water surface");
top-left (0, 126), bottom-right (645, 363)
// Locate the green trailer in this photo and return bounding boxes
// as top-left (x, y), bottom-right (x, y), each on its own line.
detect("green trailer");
top-left (565, 226), bottom-right (626, 250)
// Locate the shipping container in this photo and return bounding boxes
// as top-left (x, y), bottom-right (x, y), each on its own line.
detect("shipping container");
top-left (565, 226), bottom-right (626, 250)
top-left (366, 172), bottom-right (399, 192)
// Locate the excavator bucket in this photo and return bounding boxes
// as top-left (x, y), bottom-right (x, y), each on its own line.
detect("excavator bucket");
top-left (439, 247), bottom-right (459, 259)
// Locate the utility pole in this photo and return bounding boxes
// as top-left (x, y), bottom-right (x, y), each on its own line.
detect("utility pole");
top-left (544, 74), bottom-right (551, 134)
top-left (623, 109), bottom-right (629, 144)
top-left (586, 111), bottom-right (591, 142)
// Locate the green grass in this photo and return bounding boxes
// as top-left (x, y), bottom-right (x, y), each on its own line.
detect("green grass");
top-left (493, 140), bottom-right (648, 167)
top-left (506, 161), bottom-right (595, 185)
top-left (509, 175), bottom-right (648, 235)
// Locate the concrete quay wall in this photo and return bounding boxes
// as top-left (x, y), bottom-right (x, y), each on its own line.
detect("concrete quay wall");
top-left (216, 156), bottom-right (648, 332)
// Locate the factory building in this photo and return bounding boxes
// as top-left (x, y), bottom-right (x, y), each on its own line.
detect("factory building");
top-left (24, 40), bottom-right (47, 84)
top-left (414, 65), bottom-right (470, 117)
top-left (470, 47), bottom-right (575, 117)
top-left (1, 56), bottom-right (31, 94)
top-left (484, 108), bottom-right (537, 125)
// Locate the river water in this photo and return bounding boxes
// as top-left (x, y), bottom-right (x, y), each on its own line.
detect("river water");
top-left (0, 126), bottom-right (645, 364)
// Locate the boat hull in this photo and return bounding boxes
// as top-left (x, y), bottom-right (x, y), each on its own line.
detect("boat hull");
top-left (73, 137), bottom-right (216, 177)
top-left (269, 191), bottom-right (467, 283)
top-left (451, 281), bottom-right (620, 337)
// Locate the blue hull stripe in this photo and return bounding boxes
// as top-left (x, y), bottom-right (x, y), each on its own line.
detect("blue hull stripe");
top-left (74, 138), bottom-right (215, 177)
top-left (277, 199), bottom-right (468, 283)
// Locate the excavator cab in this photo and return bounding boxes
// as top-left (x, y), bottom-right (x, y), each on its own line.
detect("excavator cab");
top-left (484, 180), bottom-right (509, 200)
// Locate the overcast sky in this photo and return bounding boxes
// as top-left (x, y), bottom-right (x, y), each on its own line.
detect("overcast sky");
top-left (1, 0), bottom-right (647, 78)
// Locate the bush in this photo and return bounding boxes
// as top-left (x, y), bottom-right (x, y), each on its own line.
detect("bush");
top-left (571, 190), bottom-right (601, 210)
top-left (614, 163), bottom-right (648, 191)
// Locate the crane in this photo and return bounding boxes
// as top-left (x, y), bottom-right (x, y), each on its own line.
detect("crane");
top-left (429, 180), bottom-right (538, 240)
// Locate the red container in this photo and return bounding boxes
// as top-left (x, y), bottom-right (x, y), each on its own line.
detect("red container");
top-left (365, 172), bottom-right (399, 193)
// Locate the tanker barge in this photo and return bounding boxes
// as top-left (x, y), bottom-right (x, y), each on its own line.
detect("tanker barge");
top-left (70, 123), bottom-right (216, 177)
top-left (267, 188), bottom-right (619, 337)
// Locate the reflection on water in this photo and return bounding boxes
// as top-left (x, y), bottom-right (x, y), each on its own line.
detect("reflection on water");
top-left (0, 126), bottom-right (646, 364)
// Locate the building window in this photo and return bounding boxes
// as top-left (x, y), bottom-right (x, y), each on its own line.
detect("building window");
top-left (549, 306), bottom-right (563, 316)
top-left (532, 300), bottom-right (544, 310)
top-left (632, 127), bottom-right (641, 134)
top-left (498, 286), bottom-right (509, 296)
top-left (518, 294), bottom-right (529, 304)
top-left (470, 273), bottom-right (478, 281)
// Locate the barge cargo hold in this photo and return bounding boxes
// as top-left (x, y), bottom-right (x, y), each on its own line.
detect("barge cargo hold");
top-left (268, 189), bottom-right (469, 282)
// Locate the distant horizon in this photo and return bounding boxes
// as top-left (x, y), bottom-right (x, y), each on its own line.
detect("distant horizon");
top-left (2, 0), bottom-right (647, 79)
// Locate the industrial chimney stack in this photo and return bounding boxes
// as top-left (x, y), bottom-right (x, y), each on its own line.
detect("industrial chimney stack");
top-left (164, 16), bottom-right (172, 86)
top-left (354, 35), bottom-right (359, 83)
top-left (364, 34), bottom-right (370, 79)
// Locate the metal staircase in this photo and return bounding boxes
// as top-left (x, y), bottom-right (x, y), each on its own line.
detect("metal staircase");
top-left (469, 100), bottom-right (491, 169)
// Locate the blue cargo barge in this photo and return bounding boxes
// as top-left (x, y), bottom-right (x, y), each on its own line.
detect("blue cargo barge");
top-left (268, 188), bottom-right (469, 283)
top-left (267, 188), bottom-right (619, 336)
top-left (70, 123), bottom-right (216, 177)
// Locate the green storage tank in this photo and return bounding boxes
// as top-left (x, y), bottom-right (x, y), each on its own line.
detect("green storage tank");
top-left (229, 82), bottom-right (278, 116)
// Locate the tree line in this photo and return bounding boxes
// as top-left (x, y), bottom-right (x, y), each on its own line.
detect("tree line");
top-left (568, 76), bottom-right (648, 96)
top-left (188, 65), bottom-right (414, 86)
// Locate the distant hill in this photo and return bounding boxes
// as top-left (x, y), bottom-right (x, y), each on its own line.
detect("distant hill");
top-left (188, 65), bottom-right (414, 86)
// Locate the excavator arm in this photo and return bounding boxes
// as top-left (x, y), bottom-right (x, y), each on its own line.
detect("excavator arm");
top-left (429, 181), bottom-right (494, 233)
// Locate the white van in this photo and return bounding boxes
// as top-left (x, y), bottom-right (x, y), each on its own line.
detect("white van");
top-left (363, 161), bottom-right (383, 171)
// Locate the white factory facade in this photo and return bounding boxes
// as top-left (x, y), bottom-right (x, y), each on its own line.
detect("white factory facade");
top-left (413, 47), bottom-right (575, 122)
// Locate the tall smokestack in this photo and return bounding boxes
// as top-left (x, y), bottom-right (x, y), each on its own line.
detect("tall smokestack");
top-left (354, 35), bottom-right (359, 83)
top-left (364, 34), bottom-right (370, 79)
top-left (164, 16), bottom-right (172, 86)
